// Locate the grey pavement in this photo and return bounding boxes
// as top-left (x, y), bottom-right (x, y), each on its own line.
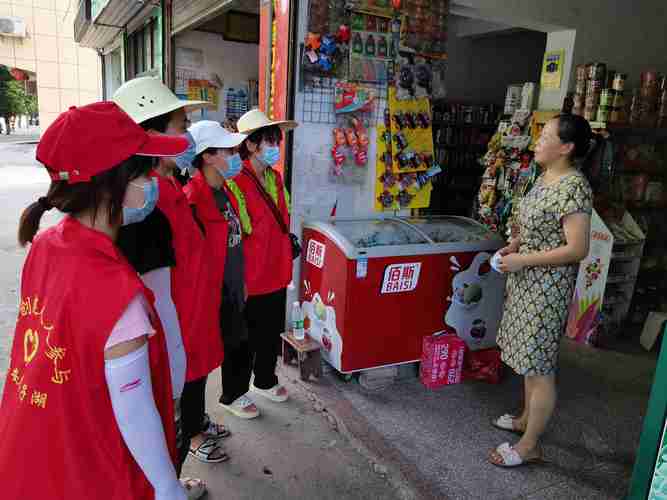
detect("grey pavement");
top-left (0, 130), bottom-right (40, 145)
top-left (302, 340), bottom-right (657, 500)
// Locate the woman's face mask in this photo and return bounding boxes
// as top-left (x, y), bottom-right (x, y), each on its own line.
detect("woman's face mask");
top-left (210, 149), bottom-right (243, 180)
top-left (122, 176), bottom-right (159, 226)
top-left (257, 141), bottom-right (281, 167)
top-left (174, 132), bottom-right (196, 176)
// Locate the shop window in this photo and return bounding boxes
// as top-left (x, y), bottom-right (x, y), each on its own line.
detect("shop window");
top-left (126, 19), bottom-right (158, 79)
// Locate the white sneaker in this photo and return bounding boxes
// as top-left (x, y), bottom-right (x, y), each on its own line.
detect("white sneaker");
top-left (220, 394), bottom-right (260, 419)
top-left (250, 382), bottom-right (289, 403)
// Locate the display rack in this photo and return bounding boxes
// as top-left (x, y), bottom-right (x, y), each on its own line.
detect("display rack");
top-left (428, 100), bottom-right (500, 216)
top-left (601, 213), bottom-right (645, 332)
top-left (603, 126), bottom-right (667, 334)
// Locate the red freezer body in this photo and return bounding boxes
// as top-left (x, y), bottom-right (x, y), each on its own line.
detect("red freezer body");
top-left (300, 221), bottom-right (505, 373)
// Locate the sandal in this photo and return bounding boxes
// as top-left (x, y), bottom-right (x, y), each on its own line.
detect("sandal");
top-left (489, 442), bottom-right (543, 468)
top-left (189, 437), bottom-right (230, 464)
top-left (492, 414), bottom-right (525, 436)
top-left (181, 477), bottom-right (207, 500)
top-left (220, 394), bottom-right (260, 419)
top-left (202, 413), bottom-right (231, 439)
top-left (250, 383), bottom-right (288, 403)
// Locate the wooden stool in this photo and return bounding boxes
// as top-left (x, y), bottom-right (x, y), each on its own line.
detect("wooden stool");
top-left (281, 331), bottom-right (322, 381)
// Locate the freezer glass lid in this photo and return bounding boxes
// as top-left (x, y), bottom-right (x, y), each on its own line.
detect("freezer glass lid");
top-left (402, 216), bottom-right (497, 243)
top-left (330, 219), bottom-right (429, 248)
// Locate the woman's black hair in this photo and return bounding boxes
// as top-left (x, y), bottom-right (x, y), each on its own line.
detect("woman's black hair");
top-left (555, 113), bottom-right (602, 185)
top-left (18, 155), bottom-right (153, 246)
top-left (140, 111), bottom-right (172, 134)
top-left (192, 148), bottom-right (220, 170)
top-left (239, 125), bottom-right (283, 160)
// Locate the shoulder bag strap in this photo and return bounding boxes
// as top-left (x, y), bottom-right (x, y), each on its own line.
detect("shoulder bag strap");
top-left (241, 169), bottom-right (289, 235)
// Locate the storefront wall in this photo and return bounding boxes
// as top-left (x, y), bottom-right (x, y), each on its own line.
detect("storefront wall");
top-left (455, 0), bottom-right (667, 96)
top-left (174, 30), bottom-right (258, 123)
top-left (0, 0), bottom-right (102, 131)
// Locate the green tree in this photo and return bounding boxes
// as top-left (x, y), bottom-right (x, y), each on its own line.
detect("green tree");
top-left (0, 65), bottom-right (15, 134)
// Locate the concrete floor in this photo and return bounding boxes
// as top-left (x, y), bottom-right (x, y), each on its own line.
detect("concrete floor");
top-left (300, 340), bottom-right (658, 500)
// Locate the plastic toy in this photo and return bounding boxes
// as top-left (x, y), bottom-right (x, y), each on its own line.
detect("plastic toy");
top-left (416, 112), bottom-right (430, 128)
top-left (331, 146), bottom-right (345, 175)
top-left (397, 190), bottom-right (414, 207)
top-left (352, 33), bottom-right (363, 54)
top-left (344, 128), bottom-right (357, 148)
top-left (378, 190), bottom-right (394, 209)
top-left (393, 112), bottom-right (407, 130)
top-left (380, 170), bottom-right (398, 188)
top-left (393, 132), bottom-right (408, 151)
top-left (306, 32), bottom-right (322, 50)
top-left (320, 35), bottom-right (337, 56)
top-left (354, 148), bottom-right (368, 166)
top-left (317, 54), bottom-right (333, 72)
top-left (383, 151), bottom-right (393, 168)
top-left (365, 35), bottom-right (376, 56)
top-left (384, 109), bottom-right (391, 128)
top-left (336, 25), bottom-right (351, 44)
top-left (396, 150), bottom-right (418, 169)
top-left (405, 112), bottom-right (417, 129)
top-left (333, 128), bottom-right (346, 147)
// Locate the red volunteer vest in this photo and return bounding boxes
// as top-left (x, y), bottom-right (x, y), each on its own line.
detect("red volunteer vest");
top-left (0, 217), bottom-right (175, 500)
top-left (157, 175), bottom-right (223, 381)
top-left (234, 162), bottom-right (292, 296)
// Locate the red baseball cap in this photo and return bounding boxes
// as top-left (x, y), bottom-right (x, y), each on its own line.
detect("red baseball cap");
top-left (36, 101), bottom-right (189, 184)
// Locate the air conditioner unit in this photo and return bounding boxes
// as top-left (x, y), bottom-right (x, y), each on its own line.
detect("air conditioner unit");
top-left (0, 17), bottom-right (27, 38)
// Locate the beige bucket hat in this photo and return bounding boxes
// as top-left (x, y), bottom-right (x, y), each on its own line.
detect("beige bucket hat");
top-left (112, 76), bottom-right (210, 125)
top-left (236, 108), bottom-right (298, 135)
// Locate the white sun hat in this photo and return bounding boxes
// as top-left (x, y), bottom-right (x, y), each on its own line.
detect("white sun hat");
top-left (236, 108), bottom-right (298, 135)
top-left (188, 120), bottom-right (247, 155)
top-left (112, 76), bottom-right (209, 125)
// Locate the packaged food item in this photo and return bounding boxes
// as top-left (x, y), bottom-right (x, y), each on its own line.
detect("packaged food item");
top-left (613, 73), bottom-right (627, 92)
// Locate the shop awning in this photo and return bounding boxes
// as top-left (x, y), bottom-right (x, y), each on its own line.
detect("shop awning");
top-left (172, 0), bottom-right (257, 35)
top-left (74, 0), bottom-right (155, 49)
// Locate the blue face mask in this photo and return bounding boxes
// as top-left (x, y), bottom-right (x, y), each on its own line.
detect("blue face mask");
top-left (261, 145), bottom-right (281, 167)
top-left (221, 153), bottom-right (243, 179)
top-left (174, 132), bottom-right (196, 176)
top-left (122, 178), bottom-right (159, 226)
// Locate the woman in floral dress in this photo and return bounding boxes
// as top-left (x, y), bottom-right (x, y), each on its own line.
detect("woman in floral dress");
top-left (489, 114), bottom-right (596, 467)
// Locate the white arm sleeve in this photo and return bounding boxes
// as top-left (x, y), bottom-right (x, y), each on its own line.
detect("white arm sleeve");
top-left (141, 267), bottom-right (186, 400)
top-left (105, 344), bottom-right (186, 500)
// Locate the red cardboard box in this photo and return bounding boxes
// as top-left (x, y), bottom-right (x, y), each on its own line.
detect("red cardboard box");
top-left (463, 347), bottom-right (503, 384)
top-left (420, 331), bottom-right (466, 389)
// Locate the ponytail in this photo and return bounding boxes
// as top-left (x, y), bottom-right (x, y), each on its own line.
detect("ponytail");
top-left (18, 196), bottom-right (52, 246)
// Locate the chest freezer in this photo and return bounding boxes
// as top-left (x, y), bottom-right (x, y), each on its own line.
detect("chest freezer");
top-left (300, 216), bottom-right (506, 373)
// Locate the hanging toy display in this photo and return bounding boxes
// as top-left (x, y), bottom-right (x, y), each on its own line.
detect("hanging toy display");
top-left (304, 0), bottom-right (349, 77)
top-left (330, 115), bottom-right (371, 181)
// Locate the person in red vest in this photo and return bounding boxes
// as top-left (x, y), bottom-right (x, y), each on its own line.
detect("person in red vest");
top-left (0, 101), bottom-right (189, 499)
top-left (217, 109), bottom-right (298, 419)
top-left (183, 121), bottom-right (254, 427)
top-left (113, 78), bottom-right (228, 485)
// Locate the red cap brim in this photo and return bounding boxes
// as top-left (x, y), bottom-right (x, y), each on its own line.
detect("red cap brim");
top-left (136, 133), bottom-right (189, 157)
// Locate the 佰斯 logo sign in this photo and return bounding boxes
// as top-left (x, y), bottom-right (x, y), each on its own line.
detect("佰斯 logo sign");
top-left (306, 239), bottom-right (326, 268)
top-left (381, 262), bottom-right (421, 294)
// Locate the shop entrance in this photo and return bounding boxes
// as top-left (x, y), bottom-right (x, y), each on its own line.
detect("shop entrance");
top-left (172, 4), bottom-right (261, 126)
